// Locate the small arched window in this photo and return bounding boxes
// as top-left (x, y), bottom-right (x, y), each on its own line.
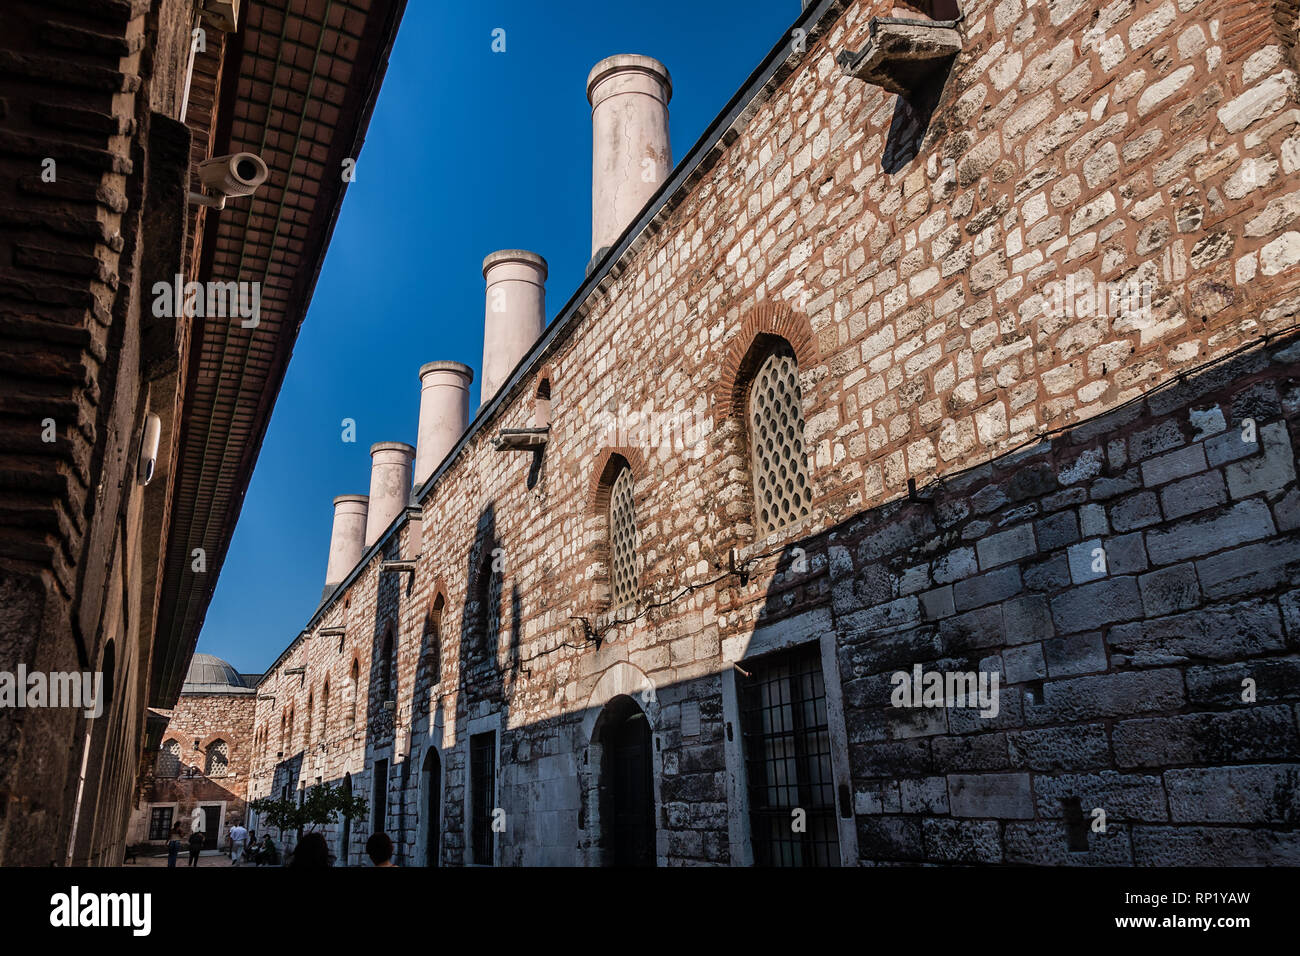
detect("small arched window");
top-left (477, 549), bottom-right (502, 651)
top-left (608, 464), bottom-right (638, 608)
top-left (306, 692), bottom-right (314, 745)
top-left (157, 739), bottom-right (181, 778)
top-left (279, 711), bottom-right (286, 753)
top-left (288, 707), bottom-right (295, 750)
top-left (380, 627), bottom-right (397, 703)
top-left (349, 659), bottom-right (359, 726)
top-left (205, 739), bottom-right (229, 777)
top-left (748, 343), bottom-right (812, 536)
top-left (423, 594), bottom-right (445, 690)
top-left (322, 682), bottom-right (331, 738)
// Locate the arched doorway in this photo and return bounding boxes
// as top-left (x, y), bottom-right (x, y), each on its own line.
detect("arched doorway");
top-left (340, 773), bottom-right (352, 866)
top-left (422, 748), bottom-right (441, 867)
top-left (596, 695), bottom-right (655, 867)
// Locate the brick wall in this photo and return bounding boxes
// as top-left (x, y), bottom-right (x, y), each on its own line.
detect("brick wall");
top-left (248, 0), bottom-right (1300, 865)
top-left (128, 692), bottom-right (256, 846)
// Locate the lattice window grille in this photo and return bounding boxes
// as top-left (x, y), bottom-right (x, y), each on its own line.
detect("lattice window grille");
top-left (483, 561), bottom-right (502, 650)
top-left (157, 739), bottom-right (181, 778)
top-left (749, 347), bottom-right (813, 536)
top-left (609, 466), bottom-right (638, 608)
top-left (205, 740), bottom-right (229, 777)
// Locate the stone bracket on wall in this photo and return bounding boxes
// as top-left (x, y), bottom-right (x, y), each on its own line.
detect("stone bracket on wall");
top-left (493, 426), bottom-right (550, 451)
top-left (380, 559), bottom-right (416, 574)
top-left (836, 17), bottom-right (963, 97)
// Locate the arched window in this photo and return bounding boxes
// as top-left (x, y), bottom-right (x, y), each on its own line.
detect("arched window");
top-left (288, 707), bottom-right (295, 750)
top-left (157, 739), bottom-right (181, 778)
top-left (306, 692), bottom-right (315, 745)
top-left (322, 681), bottom-right (331, 739)
top-left (279, 711), bottom-right (286, 753)
top-left (417, 595), bottom-right (446, 715)
top-left (205, 739), bottom-right (229, 777)
top-left (349, 659), bottom-right (359, 727)
top-left (380, 627), bottom-right (397, 703)
top-left (748, 343), bottom-right (812, 536)
top-left (476, 549), bottom-right (502, 651)
top-left (424, 594), bottom-right (444, 689)
top-left (608, 463), bottom-right (638, 608)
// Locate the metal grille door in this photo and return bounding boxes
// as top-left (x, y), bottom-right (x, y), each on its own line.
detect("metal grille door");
top-left (739, 645), bottom-right (840, 866)
top-left (470, 732), bottom-right (495, 865)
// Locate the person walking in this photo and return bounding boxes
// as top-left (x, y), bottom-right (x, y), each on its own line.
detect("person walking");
top-left (187, 828), bottom-right (204, 867)
top-left (228, 821), bottom-right (248, 866)
top-left (166, 825), bottom-right (183, 868)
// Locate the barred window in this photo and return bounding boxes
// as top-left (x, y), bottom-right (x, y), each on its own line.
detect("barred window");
top-left (205, 739), bottom-right (229, 777)
top-left (156, 739), bottom-right (180, 778)
top-left (477, 551), bottom-right (502, 651)
top-left (349, 659), bottom-right (359, 727)
top-left (739, 645), bottom-right (839, 866)
top-left (422, 594), bottom-right (445, 694)
top-left (148, 806), bottom-right (174, 841)
top-left (380, 627), bottom-right (397, 703)
top-left (608, 465), bottom-right (638, 608)
top-left (749, 345), bottom-right (812, 536)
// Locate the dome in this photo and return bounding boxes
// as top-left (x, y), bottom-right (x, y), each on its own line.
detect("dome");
top-left (181, 653), bottom-right (254, 695)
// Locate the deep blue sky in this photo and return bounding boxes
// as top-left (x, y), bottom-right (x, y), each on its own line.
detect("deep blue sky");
top-left (198, 0), bottom-right (799, 673)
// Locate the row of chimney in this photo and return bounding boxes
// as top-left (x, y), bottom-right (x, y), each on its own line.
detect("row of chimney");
top-left (321, 54), bottom-right (674, 595)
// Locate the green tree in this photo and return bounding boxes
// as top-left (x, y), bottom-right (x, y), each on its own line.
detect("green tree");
top-left (250, 784), bottom-right (367, 837)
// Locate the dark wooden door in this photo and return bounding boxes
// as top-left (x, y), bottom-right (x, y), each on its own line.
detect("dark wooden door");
top-left (425, 750), bottom-right (441, 867)
top-left (201, 806), bottom-right (221, 850)
top-left (610, 711), bottom-right (654, 867)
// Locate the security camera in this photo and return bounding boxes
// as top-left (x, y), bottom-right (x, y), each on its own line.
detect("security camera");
top-left (188, 152), bottom-right (269, 209)
top-left (138, 413), bottom-right (161, 486)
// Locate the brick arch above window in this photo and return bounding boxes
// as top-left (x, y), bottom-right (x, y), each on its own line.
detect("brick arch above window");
top-left (712, 301), bottom-right (818, 423)
top-left (195, 731), bottom-right (233, 753)
top-left (588, 446), bottom-right (648, 518)
top-left (426, 577), bottom-right (450, 615)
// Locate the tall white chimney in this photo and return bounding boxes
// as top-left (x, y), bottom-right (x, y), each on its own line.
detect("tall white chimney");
top-left (415, 360), bottom-right (474, 485)
top-left (587, 54), bottom-right (672, 260)
top-left (324, 494), bottom-right (368, 590)
top-left (480, 249), bottom-right (547, 407)
top-left (364, 441), bottom-right (415, 547)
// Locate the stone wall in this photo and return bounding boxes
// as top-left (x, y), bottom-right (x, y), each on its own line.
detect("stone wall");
top-left (830, 334), bottom-right (1300, 864)
top-left (249, 0), bottom-right (1300, 866)
top-left (0, 0), bottom-right (200, 866)
top-left (127, 692), bottom-right (256, 847)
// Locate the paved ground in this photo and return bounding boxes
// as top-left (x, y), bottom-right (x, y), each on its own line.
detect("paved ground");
top-left (132, 849), bottom-right (268, 868)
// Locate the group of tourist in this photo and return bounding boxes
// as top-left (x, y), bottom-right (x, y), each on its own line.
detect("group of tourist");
top-left (162, 821), bottom-right (395, 867)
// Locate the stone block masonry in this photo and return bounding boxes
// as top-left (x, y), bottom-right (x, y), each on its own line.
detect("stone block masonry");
top-left (244, 0), bottom-right (1300, 866)
top-left (834, 336), bottom-right (1300, 864)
